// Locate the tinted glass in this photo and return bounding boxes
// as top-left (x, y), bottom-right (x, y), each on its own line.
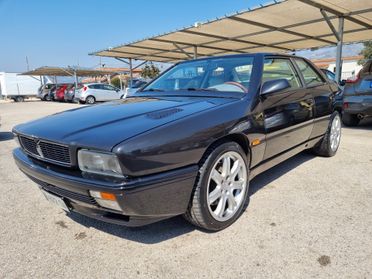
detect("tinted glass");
top-left (322, 69), bottom-right (335, 81)
top-left (89, 84), bottom-right (102, 89)
top-left (132, 80), bottom-right (147, 88)
top-left (263, 58), bottom-right (301, 89)
top-left (295, 59), bottom-right (324, 86)
top-left (102, 84), bottom-right (115, 91)
top-left (360, 61), bottom-right (372, 75)
top-left (143, 56), bottom-right (254, 93)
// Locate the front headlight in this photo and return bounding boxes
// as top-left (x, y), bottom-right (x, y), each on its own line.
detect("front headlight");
top-left (78, 149), bottom-right (124, 178)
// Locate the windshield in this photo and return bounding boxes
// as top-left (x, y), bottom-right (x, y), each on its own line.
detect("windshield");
top-left (131, 80), bottom-right (147, 88)
top-left (142, 56), bottom-right (254, 94)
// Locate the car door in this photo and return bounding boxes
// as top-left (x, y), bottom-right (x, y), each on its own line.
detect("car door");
top-left (94, 84), bottom-right (107, 101)
top-left (260, 57), bottom-right (314, 160)
top-left (105, 84), bottom-right (121, 100)
top-left (293, 58), bottom-right (334, 139)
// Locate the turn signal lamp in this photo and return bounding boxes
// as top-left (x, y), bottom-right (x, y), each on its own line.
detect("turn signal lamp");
top-left (89, 190), bottom-right (121, 211)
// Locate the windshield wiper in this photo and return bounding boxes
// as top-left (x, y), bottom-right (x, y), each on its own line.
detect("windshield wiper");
top-left (179, 87), bottom-right (218, 92)
top-left (142, 88), bottom-right (164, 92)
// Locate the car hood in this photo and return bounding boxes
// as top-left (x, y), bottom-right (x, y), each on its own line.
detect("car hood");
top-left (14, 96), bottom-right (237, 151)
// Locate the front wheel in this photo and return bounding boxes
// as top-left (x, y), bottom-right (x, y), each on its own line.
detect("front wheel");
top-left (184, 142), bottom-right (249, 231)
top-left (312, 112), bottom-right (341, 157)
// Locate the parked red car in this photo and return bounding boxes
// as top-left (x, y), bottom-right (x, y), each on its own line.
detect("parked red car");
top-left (55, 84), bottom-right (72, 101)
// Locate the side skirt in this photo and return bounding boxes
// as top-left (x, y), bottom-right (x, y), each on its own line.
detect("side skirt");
top-left (249, 135), bottom-right (323, 181)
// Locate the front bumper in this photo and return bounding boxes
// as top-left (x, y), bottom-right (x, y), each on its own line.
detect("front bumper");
top-left (13, 148), bottom-right (197, 226)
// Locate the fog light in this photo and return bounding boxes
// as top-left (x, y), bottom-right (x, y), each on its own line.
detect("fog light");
top-left (90, 190), bottom-right (121, 211)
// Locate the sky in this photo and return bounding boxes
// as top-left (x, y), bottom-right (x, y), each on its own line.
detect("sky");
top-left (0, 0), bottom-right (362, 73)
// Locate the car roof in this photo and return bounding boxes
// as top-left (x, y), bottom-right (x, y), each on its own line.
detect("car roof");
top-left (85, 83), bottom-right (111, 86)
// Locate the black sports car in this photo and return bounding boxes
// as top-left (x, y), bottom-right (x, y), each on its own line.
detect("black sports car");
top-left (13, 53), bottom-right (341, 231)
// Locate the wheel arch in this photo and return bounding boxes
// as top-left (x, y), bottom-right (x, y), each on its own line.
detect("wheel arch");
top-left (200, 133), bottom-right (252, 167)
top-left (334, 106), bottom-right (342, 114)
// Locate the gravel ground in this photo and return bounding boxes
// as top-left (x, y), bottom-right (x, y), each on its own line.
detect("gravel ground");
top-left (0, 101), bottom-right (371, 279)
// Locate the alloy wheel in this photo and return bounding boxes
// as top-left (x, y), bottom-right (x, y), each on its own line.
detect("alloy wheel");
top-left (207, 151), bottom-right (247, 222)
top-left (86, 97), bottom-right (95, 104)
top-left (330, 114), bottom-right (341, 152)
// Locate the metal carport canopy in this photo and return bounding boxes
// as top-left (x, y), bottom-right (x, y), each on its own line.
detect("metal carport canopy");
top-left (20, 66), bottom-right (118, 77)
top-left (90, 0), bottom-right (372, 64)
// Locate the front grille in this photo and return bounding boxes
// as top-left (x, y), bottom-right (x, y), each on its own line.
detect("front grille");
top-left (26, 174), bottom-right (97, 205)
top-left (19, 136), bottom-right (38, 155)
top-left (19, 136), bottom-right (71, 166)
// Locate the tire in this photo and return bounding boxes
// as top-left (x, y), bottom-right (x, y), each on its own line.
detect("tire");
top-left (15, 96), bottom-right (24, 102)
top-left (312, 111), bottom-right (341, 157)
top-left (342, 112), bottom-right (360, 126)
top-left (184, 141), bottom-right (250, 231)
top-left (85, 96), bottom-right (95, 104)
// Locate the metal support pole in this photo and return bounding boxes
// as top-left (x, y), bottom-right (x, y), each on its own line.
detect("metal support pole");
top-left (335, 17), bottom-right (344, 84)
top-left (129, 58), bottom-right (133, 87)
top-left (119, 74), bottom-right (123, 91)
top-left (74, 71), bottom-right (78, 89)
top-left (193, 46), bottom-right (198, 59)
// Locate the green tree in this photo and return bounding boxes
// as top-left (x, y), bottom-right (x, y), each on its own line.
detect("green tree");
top-left (141, 63), bottom-right (160, 79)
top-left (110, 76), bottom-right (122, 88)
top-left (358, 41), bottom-right (372, 64)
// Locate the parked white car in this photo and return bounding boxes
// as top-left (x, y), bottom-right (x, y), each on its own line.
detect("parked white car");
top-left (74, 83), bottom-right (124, 104)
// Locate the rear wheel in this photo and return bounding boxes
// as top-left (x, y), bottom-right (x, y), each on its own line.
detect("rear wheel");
top-left (342, 112), bottom-right (359, 126)
top-left (184, 142), bottom-right (249, 231)
top-left (85, 96), bottom-right (95, 104)
top-left (15, 96), bottom-right (24, 102)
top-left (312, 112), bottom-right (341, 157)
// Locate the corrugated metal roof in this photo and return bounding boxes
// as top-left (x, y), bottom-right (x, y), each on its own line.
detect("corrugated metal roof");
top-left (90, 0), bottom-right (372, 63)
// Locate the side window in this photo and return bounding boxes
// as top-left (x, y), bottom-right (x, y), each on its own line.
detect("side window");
top-left (88, 84), bottom-right (98, 89)
top-left (102, 84), bottom-right (115, 91)
top-left (263, 58), bottom-right (301, 90)
top-left (295, 59), bottom-right (324, 87)
top-left (360, 61), bottom-right (372, 75)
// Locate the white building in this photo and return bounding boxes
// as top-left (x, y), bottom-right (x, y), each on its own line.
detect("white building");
top-left (312, 55), bottom-right (364, 80)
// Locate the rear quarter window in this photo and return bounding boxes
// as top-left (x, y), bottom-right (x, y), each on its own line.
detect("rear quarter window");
top-left (294, 59), bottom-right (325, 87)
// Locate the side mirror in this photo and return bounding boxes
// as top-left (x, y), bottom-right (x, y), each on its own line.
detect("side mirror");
top-left (339, 79), bottom-right (346, 86)
top-left (261, 79), bottom-right (291, 96)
